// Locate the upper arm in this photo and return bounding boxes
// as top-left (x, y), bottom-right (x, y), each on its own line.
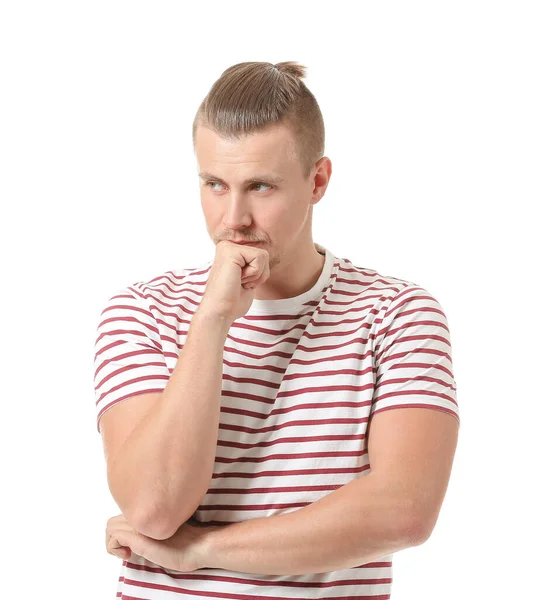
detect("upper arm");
top-left (100, 391), bottom-right (164, 474)
top-left (367, 406), bottom-right (459, 541)
top-left (367, 285), bottom-right (460, 541)
top-left (93, 287), bottom-right (170, 524)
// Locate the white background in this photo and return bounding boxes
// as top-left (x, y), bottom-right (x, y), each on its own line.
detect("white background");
top-left (1, 1), bottom-right (532, 598)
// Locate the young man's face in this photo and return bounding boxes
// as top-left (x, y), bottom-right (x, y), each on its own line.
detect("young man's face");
top-left (195, 121), bottom-right (321, 271)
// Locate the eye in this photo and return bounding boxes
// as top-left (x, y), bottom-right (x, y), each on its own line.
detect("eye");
top-left (251, 183), bottom-right (272, 192)
top-left (206, 181), bottom-right (225, 191)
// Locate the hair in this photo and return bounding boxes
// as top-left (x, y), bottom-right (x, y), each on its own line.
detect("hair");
top-left (192, 61), bottom-right (325, 180)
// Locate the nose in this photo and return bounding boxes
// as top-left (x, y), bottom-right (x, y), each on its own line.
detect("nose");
top-left (222, 191), bottom-right (253, 230)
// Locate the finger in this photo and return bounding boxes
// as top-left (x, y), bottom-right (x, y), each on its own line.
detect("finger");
top-left (241, 265), bottom-right (259, 280)
top-left (107, 538), bottom-right (132, 561)
top-left (109, 529), bottom-right (133, 550)
top-left (108, 544), bottom-right (131, 561)
top-left (107, 532), bottom-right (129, 559)
top-left (109, 529), bottom-right (143, 559)
top-left (106, 514), bottom-right (133, 540)
top-left (241, 252), bottom-right (269, 279)
top-left (106, 515), bottom-right (127, 540)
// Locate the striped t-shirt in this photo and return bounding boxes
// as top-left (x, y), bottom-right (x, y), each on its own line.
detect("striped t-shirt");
top-left (93, 241), bottom-right (459, 599)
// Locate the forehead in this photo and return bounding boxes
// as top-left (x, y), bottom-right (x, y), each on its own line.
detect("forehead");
top-left (195, 123), bottom-right (298, 172)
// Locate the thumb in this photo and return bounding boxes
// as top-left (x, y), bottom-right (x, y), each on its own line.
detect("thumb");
top-left (241, 264), bottom-right (258, 280)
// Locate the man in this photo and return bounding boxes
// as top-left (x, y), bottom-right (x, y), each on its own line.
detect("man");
top-left (94, 60), bottom-right (460, 599)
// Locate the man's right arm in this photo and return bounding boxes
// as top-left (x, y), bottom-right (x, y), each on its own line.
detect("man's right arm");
top-left (106, 308), bottom-right (232, 540)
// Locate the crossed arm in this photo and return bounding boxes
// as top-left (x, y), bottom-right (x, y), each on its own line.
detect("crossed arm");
top-left (200, 407), bottom-right (459, 575)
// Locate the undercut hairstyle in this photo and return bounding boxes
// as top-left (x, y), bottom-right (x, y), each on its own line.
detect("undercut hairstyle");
top-left (192, 61), bottom-right (325, 180)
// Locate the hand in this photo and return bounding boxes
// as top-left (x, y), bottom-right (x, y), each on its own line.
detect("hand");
top-left (106, 513), bottom-right (214, 572)
top-left (198, 240), bottom-right (271, 324)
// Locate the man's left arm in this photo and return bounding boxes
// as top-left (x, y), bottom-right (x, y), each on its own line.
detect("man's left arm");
top-left (201, 407), bottom-right (459, 575)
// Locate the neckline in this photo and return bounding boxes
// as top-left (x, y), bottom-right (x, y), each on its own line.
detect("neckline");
top-left (244, 242), bottom-right (335, 315)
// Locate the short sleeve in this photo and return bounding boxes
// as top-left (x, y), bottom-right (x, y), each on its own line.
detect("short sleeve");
top-left (371, 285), bottom-right (459, 425)
top-left (93, 287), bottom-right (170, 434)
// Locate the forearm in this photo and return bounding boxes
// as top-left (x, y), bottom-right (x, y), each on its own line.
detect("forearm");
top-left (108, 309), bottom-right (231, 538)
top-left (203, 472), bottom-right (425, 575)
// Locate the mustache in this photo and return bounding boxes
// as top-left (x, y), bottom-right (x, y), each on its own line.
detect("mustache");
top-left (218, 236), bottom-right (266, 244)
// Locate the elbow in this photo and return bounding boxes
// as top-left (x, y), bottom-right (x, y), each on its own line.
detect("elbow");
top-left (134, 514), bottom-right (176, 540)
top-left (107, 488), bottom-right (171, 540)
top-left (132, 508), bottom-right (180, 540)
top-left (134, 501), bottom-right (198, 541)
top-left (107, 471), bottom-right (208, 540)
top-left (396, 511), bottom-right (432, 547)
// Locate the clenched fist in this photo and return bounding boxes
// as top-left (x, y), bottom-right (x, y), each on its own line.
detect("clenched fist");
top-left (198, 240), bottom-right (271, 324)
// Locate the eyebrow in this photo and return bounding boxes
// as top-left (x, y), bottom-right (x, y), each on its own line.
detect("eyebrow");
top-left (198, 171), bottom-right (285, 186)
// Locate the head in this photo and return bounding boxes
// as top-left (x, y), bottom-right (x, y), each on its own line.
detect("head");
top-left (192, 61), bottom-right (332, 272)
